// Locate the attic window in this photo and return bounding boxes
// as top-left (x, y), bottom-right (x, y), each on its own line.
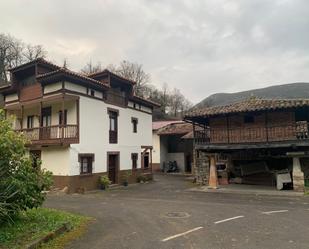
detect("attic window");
top-left (244, 115), bottom-right (254, 123)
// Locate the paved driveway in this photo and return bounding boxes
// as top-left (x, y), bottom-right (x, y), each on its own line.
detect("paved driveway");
top-left (45, 174), bottom-right (309, 249)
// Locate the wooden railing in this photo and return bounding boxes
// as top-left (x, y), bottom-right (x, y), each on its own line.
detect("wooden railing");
top-left (194, 122), bottom-right (309, 145)
top-left (17, 125), bottom-right (79, 145)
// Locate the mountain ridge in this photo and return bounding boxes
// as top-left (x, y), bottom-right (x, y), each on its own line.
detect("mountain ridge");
top-left (194, 82), bottom-right (309, 108)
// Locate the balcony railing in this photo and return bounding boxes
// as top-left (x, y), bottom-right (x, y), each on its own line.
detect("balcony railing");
top-left (194, 122), bottom-right (309, 145)
top-left (17, 125), bottom-right (79, 145)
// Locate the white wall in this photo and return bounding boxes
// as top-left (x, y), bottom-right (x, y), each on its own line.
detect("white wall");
top-left (152, 132), bottom-right (160, 164)
top-left (5, 93), bottom-right (18, 102)
top-left (41, 147), bottom-right (70, 175)
top-left (166, 153), bottom-right (185, 172)
top-left (69, 96), bottom-right (153, 176)
top-left (44, 82), bottom-right (62, 94)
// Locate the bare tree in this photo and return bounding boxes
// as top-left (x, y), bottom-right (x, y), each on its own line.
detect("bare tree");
top-left (0, 33), bottom-right (47, 84)
top-left (0, 34), bottom-right (23, 83)
top-left (23, 44), bottom-right (47, 61)
top-left (108, 60), bottom-right (150, 97)
top-left (170, 88), bottom-right (186, 117)
top-left (80, 60), bottom-right (102, 74)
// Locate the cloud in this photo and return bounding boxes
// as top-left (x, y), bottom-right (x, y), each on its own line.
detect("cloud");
top-left (0, 0), bottom-right (309, 103)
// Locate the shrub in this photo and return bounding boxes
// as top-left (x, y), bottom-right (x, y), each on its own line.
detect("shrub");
top-left (0, 109), bottom-right (53, 224)
top-left (100, 175), bottom-right (111, 189)
top-left (137, 175), bottom-right (147, 183)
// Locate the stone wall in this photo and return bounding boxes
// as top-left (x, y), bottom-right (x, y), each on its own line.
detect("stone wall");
top-left (195, 150), bottom-right (210, 185)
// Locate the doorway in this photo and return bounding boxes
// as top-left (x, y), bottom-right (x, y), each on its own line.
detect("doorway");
top-left (143, 152), bottom-right (149, 169)
top-left (41, 107), bottom-right (51, 139)
top-left (185, 154), bottom-right (192, 173)
top-left (107, 153), bottom-right (119, 184)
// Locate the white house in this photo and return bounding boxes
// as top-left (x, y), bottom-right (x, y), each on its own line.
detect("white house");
top-left (0, 58), bottom-right (159, 192)
top-left (152, 121), bottom-right (193, 173)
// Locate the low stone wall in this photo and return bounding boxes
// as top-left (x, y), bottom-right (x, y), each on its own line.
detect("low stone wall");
top-left (53, 169), bottom-right (153, 193)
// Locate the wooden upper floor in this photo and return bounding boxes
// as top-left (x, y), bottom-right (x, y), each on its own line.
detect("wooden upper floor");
top-left (1, 58), bottom-right (158, 113)
top-left (185, 98), bottom-right (309, 149)
top-left (1, 59), bottom-right (159, 147)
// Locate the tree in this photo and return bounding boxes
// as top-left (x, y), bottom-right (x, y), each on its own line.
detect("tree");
top-left (107, 60), bottom-right (150, 97)
top-left (170, 88), bottom-right (185, 117)
top-left (0, 109), bottom-right (52, 223)
top-left (23, 44), bottom-right (47, 61)
top-left (0, 33), bottom-right (47, 84)
top-left (80, 60), bottom-right (102, 74)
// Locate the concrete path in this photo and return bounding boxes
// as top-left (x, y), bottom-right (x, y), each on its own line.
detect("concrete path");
top-left (45, 174), bottom-right (309, 249)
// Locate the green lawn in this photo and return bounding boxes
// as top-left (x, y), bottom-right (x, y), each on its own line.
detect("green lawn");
top-left (0, 208), bottom-right (91, 249)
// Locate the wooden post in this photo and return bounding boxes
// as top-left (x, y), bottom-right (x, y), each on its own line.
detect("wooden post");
top-left (226, 115), bottom-right (230, 143)
top-left (150, 148), bottom-right (153, 173)
top-left (21, 105), bottom-right (24, 130)
top-left (208, 154), bottom-right (218, 189)
top-left (265, 111), bottom-right (269, 142)
top-left (61, 95), bottom-right (65, 141)
top-left (76, 99), bottom-right (80, 141)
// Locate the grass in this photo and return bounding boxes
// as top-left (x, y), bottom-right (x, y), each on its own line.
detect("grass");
top-left (0, 208), bottom-right (92, 249)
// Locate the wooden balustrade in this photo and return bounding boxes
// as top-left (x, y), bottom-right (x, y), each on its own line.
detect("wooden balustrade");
top-left (17, 125), bottom-right (79, 145)
top-left (194, 122), bottom-right (309, 145)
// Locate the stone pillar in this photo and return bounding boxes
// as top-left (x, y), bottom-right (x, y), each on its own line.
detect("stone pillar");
top-left (208, 155), bottom-right (218, 189)
top-left (293, 157), bottom-right (305, 192)
top-left (195, 150), bottom-right (209, 185)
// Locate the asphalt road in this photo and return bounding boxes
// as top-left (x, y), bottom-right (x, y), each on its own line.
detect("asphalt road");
top-left (45, 174), bottom-right (309, 249)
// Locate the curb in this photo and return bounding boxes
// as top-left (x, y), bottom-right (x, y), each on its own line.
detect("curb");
top-left (25, 222), bottom-right (72, 249)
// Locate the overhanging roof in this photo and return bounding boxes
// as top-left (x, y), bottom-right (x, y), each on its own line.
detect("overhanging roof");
top-left (185, 98), bottom-right (309, 119)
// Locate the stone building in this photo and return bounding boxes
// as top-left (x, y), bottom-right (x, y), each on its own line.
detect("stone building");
top-left (184, 98), bottom-right (309, 192)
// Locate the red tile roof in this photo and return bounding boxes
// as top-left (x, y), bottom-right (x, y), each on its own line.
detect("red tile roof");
top-left (9, 58), bottom-right (60, 72)
top-left (152, 120), bottom-right (182, 130)
top-left (157, 122), bottom-right (192, 135)
top-left (37, 68), bottom-right (109, 88)
top-left (185, 98), bottom-right (309, 119)
top-left (130, 95), bottom-right (160, 108)
top-left (88, 69), bottom-right (136, 85)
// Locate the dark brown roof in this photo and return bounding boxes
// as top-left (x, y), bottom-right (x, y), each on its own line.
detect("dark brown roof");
top-left (157, 122), bottom-right (192, 136)
top-left (37, 68), bottom-right (109, 88)
top-left (130, 95), bottom-right (160, 108)
top-left (185, 98), bottom-right (309, 119)
top-left (9, 58), bottom-right (60, 72)
top-left (88, 69), bottom-right (136, 85)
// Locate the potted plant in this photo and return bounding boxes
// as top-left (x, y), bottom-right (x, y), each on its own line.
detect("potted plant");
top-left (122, 172), bottom-right (131, 186)
top-left (100, 175), bottom-right (111, 190)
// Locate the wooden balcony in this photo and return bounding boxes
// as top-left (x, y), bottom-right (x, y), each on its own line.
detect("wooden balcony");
top-left (17, 125), bottom-right (79, 145)
top-left (194, 122), bottom-right (309, 148)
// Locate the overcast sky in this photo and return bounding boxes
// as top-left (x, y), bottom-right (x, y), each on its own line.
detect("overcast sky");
top-left (1, 0), bottom-right (309, 103)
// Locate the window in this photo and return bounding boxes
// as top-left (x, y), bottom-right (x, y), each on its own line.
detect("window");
top-left (79, 154), bottom-right (94, 174)
top-left (90, 89), bottom-right (95, 97)
top-left (132, 118), bottom-right (138, 133)
top-left (27, 115), bottom-right (34, 129)
top-left (131, 153), bottom-right (138, 170)
top-left (108, 109), bottom-right (118, 143)
top-left (58, 110), bottom-right (67, 125)
top-left (244, 115), bottom-right (254, 124)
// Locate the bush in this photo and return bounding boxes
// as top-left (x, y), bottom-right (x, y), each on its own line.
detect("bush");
top-left (0, 109), bottom-right (53, 224)
top-left (137, 175), bottom-right (147, 183)
top-left (100, 175), bottom-right (111, 189)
